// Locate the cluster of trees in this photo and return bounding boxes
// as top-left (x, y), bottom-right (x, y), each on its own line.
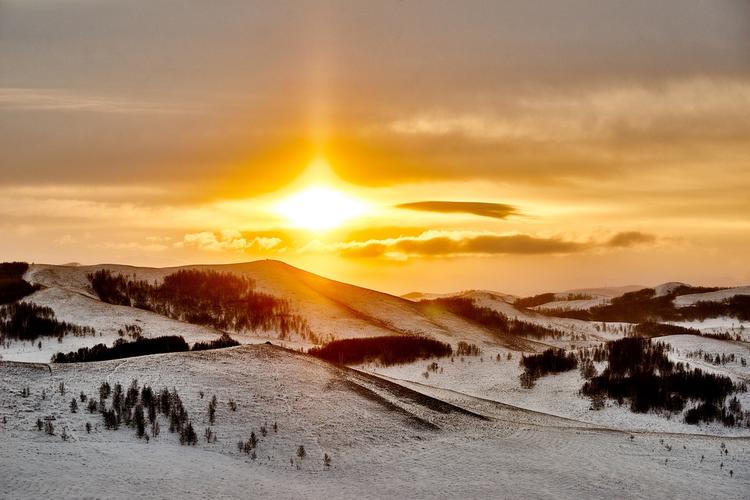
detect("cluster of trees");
top-left (426, 297), bottom-right (565, 339)
top-left (52, 333), bottom-right (240, 362)
top-left (543, 287), bottom-right (750, 323)
top-left (192, 334), bottom-right (240, 351)
top-left (0, 262), bottom-right (40, 304)
top-left (0, 301), bottom-right (95, 342)
top-left (685, 397), bottom-right (746, 426)
top-left (308, 335), bottom-right (453, 366)
top-left (117, 324), bottom-right (143, 339)
top-left (98, 379), bottom-right (198, 444)
top-left (456, 341), bottom-right (481, 356)
top-left (88, 269), bottom-right (313, 340)
top-left (684, 349), bottom-right (746, 367)
top-left (580, 337), bottom-right (748, 426)
top-left (519, 348), bottom-right (578, 388)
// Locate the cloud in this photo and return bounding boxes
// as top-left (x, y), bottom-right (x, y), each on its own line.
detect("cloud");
top-left (334, 231), bottom-right (588, 259)
top-left (334, 78), bottom-right (750, 191)
top-left (396, 201), bottom-right (518, 220)
top-left (0, 88), bottom-right (188, 114)
top-left (606, 231), bottom-right (656, 248)
top-left (179, 230), bottom-right (284, 253)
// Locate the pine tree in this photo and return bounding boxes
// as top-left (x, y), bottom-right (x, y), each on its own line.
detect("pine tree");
top-left (134, 404), bottom-right (146, 438)
top-left (208, 395), bottom-right (217, 425)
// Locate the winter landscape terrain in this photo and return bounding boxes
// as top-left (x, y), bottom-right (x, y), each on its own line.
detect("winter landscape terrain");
top-left (1, 261), bottom-right (749, 499)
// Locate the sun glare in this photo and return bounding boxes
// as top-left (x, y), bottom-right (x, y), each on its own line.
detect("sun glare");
top-left (276, 185), bottom-right (367, 230)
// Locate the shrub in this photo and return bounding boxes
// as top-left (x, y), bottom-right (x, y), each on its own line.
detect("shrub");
top-left (208, 395), bottom-right (217, 425)
top-left (99, 382), bottom-right (111, 400)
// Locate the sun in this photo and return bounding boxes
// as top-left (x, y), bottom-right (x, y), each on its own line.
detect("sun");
top-left (276, 185), bottom-right (367, 230)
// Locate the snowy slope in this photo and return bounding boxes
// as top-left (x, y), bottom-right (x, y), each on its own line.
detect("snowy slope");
top-left (20, 262), bottom-right (543, 352)
top-left (2, 345), bottom-right (749, 499)
top-left (362, 337), bottom-right (750, 437)
top-left (674, 286), bottom-right (750, 307)
top-left (1, 286), bottom-right (224, 363)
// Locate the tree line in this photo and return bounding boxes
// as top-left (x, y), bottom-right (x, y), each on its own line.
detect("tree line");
top-left (88, 269), bottom-right (314, 341)
top-left (51, 333), bottom-right (240, 362)
top-left (308, 335), bottom-right (453, 366)
top-left (425, 297), bottom-right (566, 339)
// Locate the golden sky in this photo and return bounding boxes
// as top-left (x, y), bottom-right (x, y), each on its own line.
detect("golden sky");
top-left (1, 1), bottom-right (750, 294)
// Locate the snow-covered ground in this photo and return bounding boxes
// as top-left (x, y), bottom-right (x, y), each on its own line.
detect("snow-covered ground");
top-left (2, 346), bottom-right (748, 499)
top-left (666, 317), bottom-right (750, 341)
top-left (0, 286), bottom-right (226, 363)
top-left (3, 262), bottom-right (750, 498)
top-left (362, 339), bottom-right (750, 437)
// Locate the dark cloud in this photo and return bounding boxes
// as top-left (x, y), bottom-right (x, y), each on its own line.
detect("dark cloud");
top-left (339, 233), bottom-right (588, 259)
top-left (396, 201), bottom-right (518, 220)
top-left (607, 231), bottom-right (656, 248)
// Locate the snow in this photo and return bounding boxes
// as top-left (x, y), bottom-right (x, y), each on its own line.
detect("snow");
top-left (2, 345), bottom-right (749, 499)
top-left (0, 286), bottom-right (224, 363)
top-left (2, 261), bottom-right (750, 498)
top-left (666, 317), bottom-right (750, 341)
top-left (362, 342), bottom-right (750, 438)
top-left (674, 286), bottom-right (750, 307)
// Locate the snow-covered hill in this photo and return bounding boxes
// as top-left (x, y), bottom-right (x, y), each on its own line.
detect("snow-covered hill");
top-left (674, 286), bottom-right (750, 307)
top-left (14, 261), bottom-right (566, 361)
top-left (2, 344), bottom-right (748, 499)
